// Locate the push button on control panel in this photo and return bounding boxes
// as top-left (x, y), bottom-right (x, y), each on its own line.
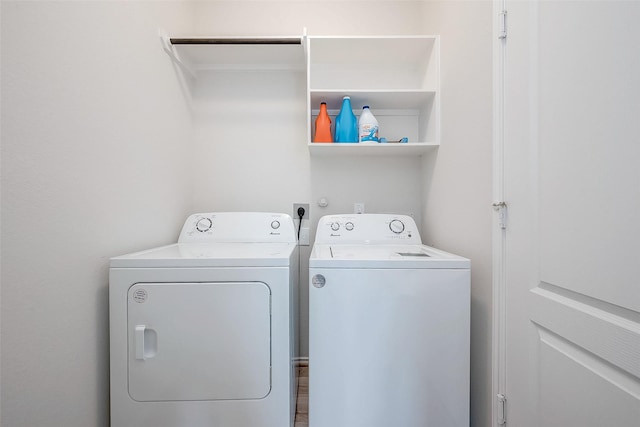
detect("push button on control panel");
top-left (271, 220), bottom-right (281, 230)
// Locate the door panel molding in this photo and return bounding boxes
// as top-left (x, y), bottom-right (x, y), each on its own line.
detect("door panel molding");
top-left (538, 281), bottom-right (640, 325)
top-left (538, 328), bottom-right (640, 425)
top-left (531, 286), bottom-right (640, 378)
top-left (538, 327), bottom-right (640, 400)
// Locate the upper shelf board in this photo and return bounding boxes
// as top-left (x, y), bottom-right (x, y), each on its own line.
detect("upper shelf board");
top-left (167, 36), bottom-right (306, 72)
top-left (310, 90), bottom-right (435, 110)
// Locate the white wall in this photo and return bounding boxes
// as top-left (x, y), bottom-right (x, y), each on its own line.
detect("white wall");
top-left (1, 2), bottom-right (193, 426)
top-left (421, 2), bottom-right (494, 427)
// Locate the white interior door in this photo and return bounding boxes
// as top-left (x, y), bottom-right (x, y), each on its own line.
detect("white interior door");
top-left (501, 1), bottom-right (640, 425)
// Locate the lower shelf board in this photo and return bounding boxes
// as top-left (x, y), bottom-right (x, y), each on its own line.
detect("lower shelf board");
top-left (307, 142), bottom-right (439, 157)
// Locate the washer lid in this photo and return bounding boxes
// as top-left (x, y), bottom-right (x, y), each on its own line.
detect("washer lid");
top-left (110, 242), bottom-right (297, 268)
top-left (309, 244), bottom-right (469, 269)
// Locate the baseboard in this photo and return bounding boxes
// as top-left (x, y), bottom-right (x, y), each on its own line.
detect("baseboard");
top-left (294, 357), bottom-right (309, 368)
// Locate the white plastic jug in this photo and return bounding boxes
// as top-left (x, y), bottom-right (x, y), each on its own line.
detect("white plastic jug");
top-left (358, 106), bottom-right (379, 143)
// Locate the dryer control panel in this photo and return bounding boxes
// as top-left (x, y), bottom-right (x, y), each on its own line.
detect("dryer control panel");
top-left (178, 212), bottom-right (296, 243)
top-left (315, 214), bottom-right (422, 244)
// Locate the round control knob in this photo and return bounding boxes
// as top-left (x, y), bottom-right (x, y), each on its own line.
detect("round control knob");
top-left (389, 219), bottom-right (405, 234)
top-left (330, 222), bottom-right (340, 231)
top-left (196, 217), bottom-right (212, 232)
top-left (345, 222), bottom-right (354, 231)
top-left (271, 220), bottom-right (280, 230)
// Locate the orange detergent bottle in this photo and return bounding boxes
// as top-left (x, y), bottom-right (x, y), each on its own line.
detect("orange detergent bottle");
top-left (313, 102), bottom-right (333, 143)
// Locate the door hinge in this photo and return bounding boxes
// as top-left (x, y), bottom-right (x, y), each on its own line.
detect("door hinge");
top-left (492, 201), bottom-right (507, 229)
top-left (499, 10), bottom-right (507, 40)
top-left (497, 393), bottom-right (507, 425)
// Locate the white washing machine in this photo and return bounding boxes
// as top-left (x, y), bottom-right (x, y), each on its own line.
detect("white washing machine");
top-left (109, 212), bottom-right (299, 427)
top-left (309, 214), bottom-right (470, 427)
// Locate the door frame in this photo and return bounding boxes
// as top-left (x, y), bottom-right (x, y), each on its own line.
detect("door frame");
top-left (491, 0), bottom-right (507, 426)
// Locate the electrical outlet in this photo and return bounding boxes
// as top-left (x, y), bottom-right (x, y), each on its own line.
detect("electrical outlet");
top-left (354, 203), bottom-right (365, 214)
top-left (293, 203), bottom-right (309, 220)
top-left (293, 203), bottom-right (310, 246)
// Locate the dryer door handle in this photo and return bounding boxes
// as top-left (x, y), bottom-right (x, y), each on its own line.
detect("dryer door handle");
top-left (135, 325), bottom-right (146, 360)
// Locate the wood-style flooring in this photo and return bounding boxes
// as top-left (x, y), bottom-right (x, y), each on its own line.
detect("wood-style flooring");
top-left (294, 366), bottom-right (309, 427)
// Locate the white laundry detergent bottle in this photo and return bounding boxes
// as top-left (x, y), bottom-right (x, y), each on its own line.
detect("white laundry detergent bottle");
top-left (358, 106), bottom-right (379, 143)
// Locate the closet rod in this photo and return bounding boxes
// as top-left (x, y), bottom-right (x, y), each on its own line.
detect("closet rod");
top-left (170, 38), bottom-right (301, 45)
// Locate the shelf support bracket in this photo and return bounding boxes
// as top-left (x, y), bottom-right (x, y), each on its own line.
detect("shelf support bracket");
top-left (302, 27), bottom-right (308, 59)
top-left (158, 28), bottom-right (196, 78)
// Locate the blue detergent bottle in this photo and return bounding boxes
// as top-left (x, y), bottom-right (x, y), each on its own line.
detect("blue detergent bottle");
top-left (334, 96), bottom-right (358, 143)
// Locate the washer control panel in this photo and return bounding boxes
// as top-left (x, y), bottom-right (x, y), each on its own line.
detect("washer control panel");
top-left (315, 214), bottom-right (421, 244)
top-left (178, 212), bottom-right (296, 243)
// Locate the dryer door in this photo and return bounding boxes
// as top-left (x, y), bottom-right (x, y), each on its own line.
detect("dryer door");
top-left (127, 282), bottom-right (271, 401)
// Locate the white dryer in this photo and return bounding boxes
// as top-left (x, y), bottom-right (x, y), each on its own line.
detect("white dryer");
top-left (309, 214), bottom-right (470, 427)
top-left (109, 212), bottom-right (299, 427)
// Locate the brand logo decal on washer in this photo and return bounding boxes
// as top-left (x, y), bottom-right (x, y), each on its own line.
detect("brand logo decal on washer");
top-left (133, 289), bottom-right (148, 303)
top-left (312, 274), bottom-right (326, 288)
